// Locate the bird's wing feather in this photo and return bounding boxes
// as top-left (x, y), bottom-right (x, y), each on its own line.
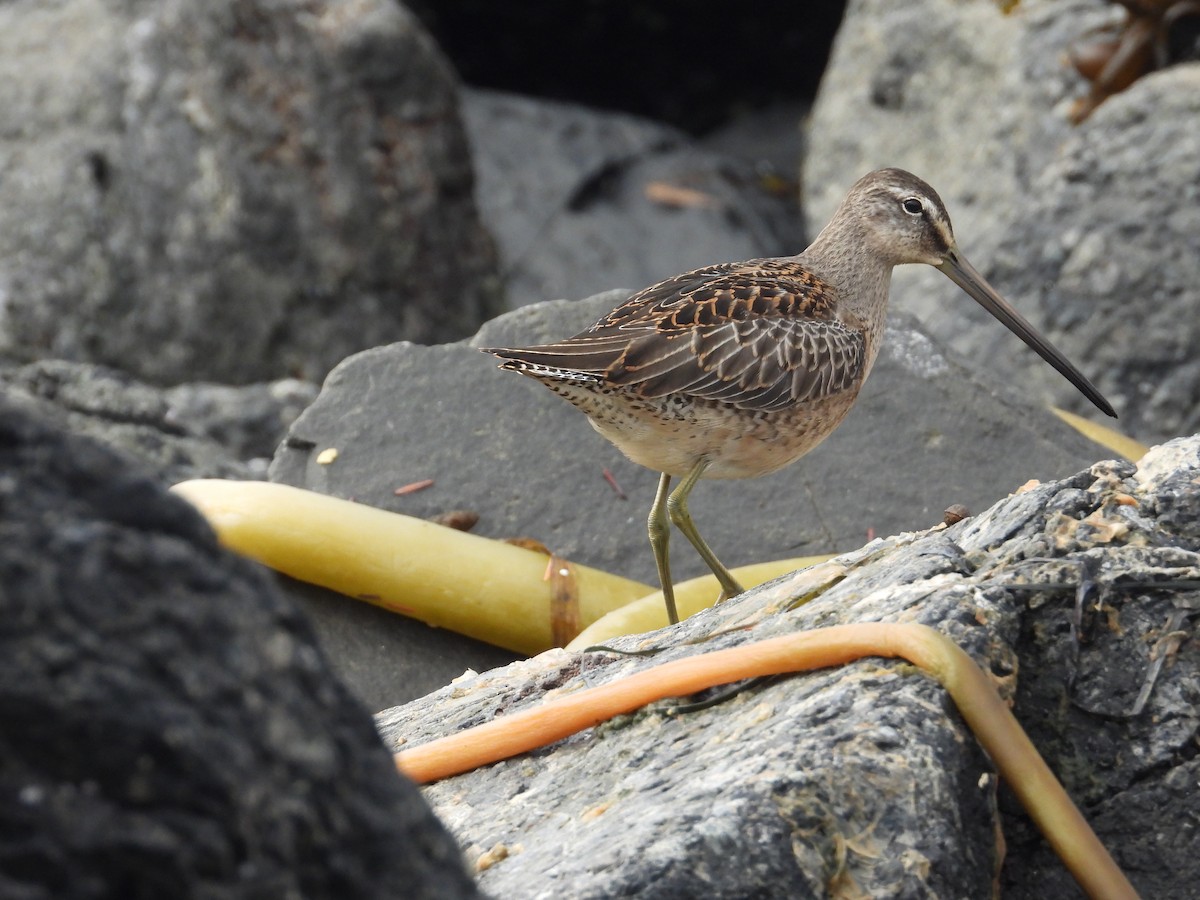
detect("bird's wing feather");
top-left (481, 332), bottom-right (632, 376)
top-left (611, 317), bottom-right (864, 411)
top-left (481, 260), bottom-right (867, 411)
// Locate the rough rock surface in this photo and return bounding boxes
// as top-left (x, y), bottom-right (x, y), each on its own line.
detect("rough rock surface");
top-left (162, 377), bottom-right (320, 462)
top-left (463, 89), bottom-right (803, 310)
top-left (0, 361), bottom-right (317, 483)
top-left (0, 0), bottom-right (499, 384)
top-left (985, 65), bottom-right (1200, 441)
top-left (803, 0), bottom-right (1198, 442)
top-left (0, 398), bottom-right (481, 899)
top-left (269, 291), bottom-right (1114, 707)
top-left (379, 437), bottom-right (1200, 899)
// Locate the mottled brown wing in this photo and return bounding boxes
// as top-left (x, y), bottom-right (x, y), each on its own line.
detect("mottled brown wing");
top-left (482, 260), bottom-right (866, 411)
top-left (477, 264), bottom-right (763, 377)
top-left (608, 317), bottom-right (864, 411)
top-left (601, 262), bottom-right (865, 411)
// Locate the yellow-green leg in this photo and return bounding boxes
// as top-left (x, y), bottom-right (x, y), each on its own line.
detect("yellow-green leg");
top-left (648, 472), bottom-right (679, 625)
top-left (668, 460), bottom-right (744, 601)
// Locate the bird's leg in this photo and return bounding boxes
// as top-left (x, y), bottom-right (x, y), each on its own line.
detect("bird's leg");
top-left (648, 472), bottom-right (679, 625)
top-left (668, 460), bottom-right (745, 601)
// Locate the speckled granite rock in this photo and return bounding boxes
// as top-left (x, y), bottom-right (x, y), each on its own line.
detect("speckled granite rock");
top-left (378, 436), bottom-right (1200, 898)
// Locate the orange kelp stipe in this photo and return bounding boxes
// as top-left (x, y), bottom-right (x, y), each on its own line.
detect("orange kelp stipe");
top-left (396, 623), bottom-right (1138, 900)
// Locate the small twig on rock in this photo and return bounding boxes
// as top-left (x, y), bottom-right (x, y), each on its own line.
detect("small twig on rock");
top-left (601, 467), bottom-right (627, 500)
top-left (1131, 608), bottom-right (1191, 716)
top-left (394, 478), bottom-right (435, 496)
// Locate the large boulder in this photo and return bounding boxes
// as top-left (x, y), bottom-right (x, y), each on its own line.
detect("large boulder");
top-left (0, 363), bottom-right (518, 715)
top-left (377, 437), bottom-right (1200, 898)
top-left (803, 0), bottom-right (1094, 260)
top-left (0, 396), bottom-right (481, 899)
top-left (803, 0), bottom-right (1198, 442)
top-left (0, 0), bottom-right (499, 385)
top-left (984, 65), bottom-right (1200, 440)
top-left (0, 359), bottom-right (317, 483)
top-left (462, 89), bottom-right (804, 309)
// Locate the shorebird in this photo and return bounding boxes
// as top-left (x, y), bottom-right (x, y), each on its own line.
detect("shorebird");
top-left (482, 168), bottom-right (1116, 626)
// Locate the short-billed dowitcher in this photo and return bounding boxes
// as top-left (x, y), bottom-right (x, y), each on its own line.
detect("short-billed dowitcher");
top-left (482, 168), bottom-right (1116, 625)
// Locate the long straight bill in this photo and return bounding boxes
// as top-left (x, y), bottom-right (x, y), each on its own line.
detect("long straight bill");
top-left (938, 250), bottom-right (1116, 418)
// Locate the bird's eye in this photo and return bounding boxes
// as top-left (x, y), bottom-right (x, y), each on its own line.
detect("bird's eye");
top-left (902, 198), bottom-right (923, 215)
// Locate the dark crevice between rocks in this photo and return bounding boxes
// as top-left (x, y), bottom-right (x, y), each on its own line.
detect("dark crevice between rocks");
top-left (409, 1), bottom-right (849, 134)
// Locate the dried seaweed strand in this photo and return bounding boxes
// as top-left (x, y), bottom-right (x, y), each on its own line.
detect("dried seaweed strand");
top-left (394, 622), bottom-right (1138, 900)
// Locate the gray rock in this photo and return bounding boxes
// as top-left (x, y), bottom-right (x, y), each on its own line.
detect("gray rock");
top-left (378, 438), bottom-right (1200, 899)
top-left (464, 89), bottom-right (803, 309)
top-left (284, 576), bottom-right (520, 715)
top-left (985, 65), bottom-right (1200, 442)
top-left (385, 536), bottom-right (1005, 898)
top-left (0, 0), bottom-right (500, 385)
top-left (699, 101), bottom-right (810, 184)
top-left (0, 397), bottom-right (482, 899)
top-left (267, 290), bottom-right (1113, 707)
top-left (163, 377), bottom-right (319, 461)
top-left (804, 0), bottom-right (1105, 249)
top-left (802, 0), bottom-right (1197, 442)
top-left (0, 360), bottom-right (317, 483)
top-left (0, 362), bottom-right (256, 483)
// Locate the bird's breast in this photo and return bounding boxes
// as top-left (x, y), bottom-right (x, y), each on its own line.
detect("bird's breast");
top-left (553, 383), bottom-right (863, 480)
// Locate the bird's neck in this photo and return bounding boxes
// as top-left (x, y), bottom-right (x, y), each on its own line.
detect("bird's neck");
top-left (798, 216), bottom-right (894, 326)
top-left (796, 214), bottom-right (895, 381)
